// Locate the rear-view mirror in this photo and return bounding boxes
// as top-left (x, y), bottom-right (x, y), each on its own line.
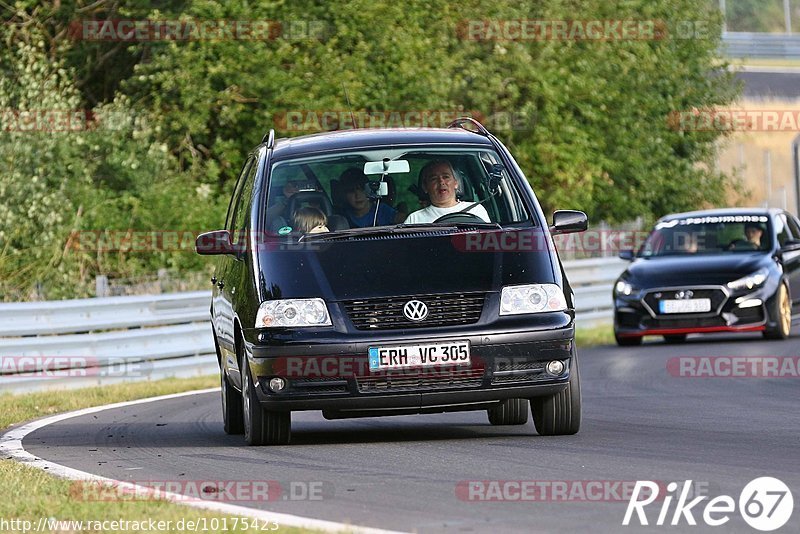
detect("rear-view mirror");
top-left (364, 159), bottom-right (410, 175)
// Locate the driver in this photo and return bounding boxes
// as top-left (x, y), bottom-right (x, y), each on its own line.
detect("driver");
top-left (729, 222), bottom-right (765, 250)
top-left (404, 160), bottom-right (490, 224)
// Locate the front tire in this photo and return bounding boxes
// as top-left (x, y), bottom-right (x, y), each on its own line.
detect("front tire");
top-left (530, 351), bottom-right (581, 436)
top-left (487, 399), bottom-right (529, 425)
top-left (764, 281), bottom-right (791, 340)
top-left (242, 362), bottom-right (291, 445)
top-left (221, 367), bottom-right (244, 435)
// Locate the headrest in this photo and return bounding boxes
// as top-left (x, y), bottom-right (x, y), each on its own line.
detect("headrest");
top-left (287, 191), bottom-right (333, 218)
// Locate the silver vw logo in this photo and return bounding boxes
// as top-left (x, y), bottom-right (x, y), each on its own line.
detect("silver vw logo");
top-left (675, 290), bottom-right (694, 300)
top-left (403, 300), bottom-right (429, 321)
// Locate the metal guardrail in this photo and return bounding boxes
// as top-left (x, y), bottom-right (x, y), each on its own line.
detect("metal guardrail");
top-left (722, 32), bottom-right (800, 59)
top-left (0, 292), bottom-right (217, 393)
top-left (0, 258), bottom-right (626, 393)
top-left (564, 257), bottom-right (626, 326)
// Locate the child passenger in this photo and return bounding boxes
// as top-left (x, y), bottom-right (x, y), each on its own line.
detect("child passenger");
top-left (293, 206), bottom-right (329, 234)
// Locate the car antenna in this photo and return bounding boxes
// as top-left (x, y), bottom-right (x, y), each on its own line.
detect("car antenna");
top-left (342, 82), bottom-right (358, 129)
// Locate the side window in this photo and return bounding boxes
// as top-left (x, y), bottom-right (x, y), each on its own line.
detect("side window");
top-left (776, 214), bottom-right (790, 246)
top-left (231, 155), bottom-right (258, 246)
top-left (226, 156), bottom-right (253, 233)
top-left (785, 213), bottom-right (800, 241)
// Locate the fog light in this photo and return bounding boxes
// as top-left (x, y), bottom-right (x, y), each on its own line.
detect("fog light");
top-left (546, 360), bottom-right (565, 376)
top-left (268, 377), bottom-right (286, 392)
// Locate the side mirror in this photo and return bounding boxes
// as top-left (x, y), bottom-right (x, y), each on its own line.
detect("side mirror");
top-left (550, 210), bottom-right (588, 235)
top-left (619, 250), bottom-right (635, 261)
top-left (196, 230), bottom-right (236, 256)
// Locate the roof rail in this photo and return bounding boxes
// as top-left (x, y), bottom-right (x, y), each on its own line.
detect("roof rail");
top-left (447, 117), bottom-right (490, 136)
top-left (261, 129), bottom-right (275, 148)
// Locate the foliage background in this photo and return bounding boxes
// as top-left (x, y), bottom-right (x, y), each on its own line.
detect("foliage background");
top-left (0, 0), bottom-right (742, 300)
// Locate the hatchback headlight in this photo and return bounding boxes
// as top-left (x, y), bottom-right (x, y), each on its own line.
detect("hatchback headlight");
top-left (255, 298), bottom-right (332, 328)
top-left (500, 284), bottom-right (567, 315)
top-left (726, 268), bottom-right (768, 291)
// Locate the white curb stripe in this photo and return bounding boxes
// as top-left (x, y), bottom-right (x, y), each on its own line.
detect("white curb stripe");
top-left (0, 388), bottom-right (406, 534)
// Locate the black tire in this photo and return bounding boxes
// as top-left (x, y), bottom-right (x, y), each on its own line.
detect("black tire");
top-left (487, 398), bottom-right (529, 425)
top-left (530, 351), bottom-right (581, 436)
top-left (663, 334), bottom-right (687, 344)
top-left (242, 362), bottom-right (291, 445)
top-left (614, 331), bottom-right (642, 346)
top-left (764, 281), bottom-right (791, 340)
top-left (221, 367), bottom-right (244, 435)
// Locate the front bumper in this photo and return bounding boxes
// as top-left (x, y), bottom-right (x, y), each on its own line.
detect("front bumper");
top-left (614, 282), bottom-right (773, 337)
top-left (243, 315), bottom-right (575, 415)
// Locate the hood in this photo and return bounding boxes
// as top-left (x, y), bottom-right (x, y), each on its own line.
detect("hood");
top-left (255, 229), bottom-right (558, 301)
top-left (625, 252), bottom-right (772, 286)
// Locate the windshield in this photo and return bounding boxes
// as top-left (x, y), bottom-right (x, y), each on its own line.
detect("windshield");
top-left (639, 215), bottom-right (772, 257)
top-left (263, 148), bottom-right (530, 236)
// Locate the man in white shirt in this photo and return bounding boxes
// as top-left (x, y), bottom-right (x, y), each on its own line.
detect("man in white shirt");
top-left (404, 160), bottom-right (490, 224)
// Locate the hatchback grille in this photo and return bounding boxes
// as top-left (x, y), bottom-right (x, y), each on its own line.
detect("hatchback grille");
top-left (343, 292), bottom-right (486, 330)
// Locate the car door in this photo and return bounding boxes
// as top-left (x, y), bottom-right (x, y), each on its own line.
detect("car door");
top-left (778, 212), bottom-right (800, 309)
top-left (220, 154), bottom-right (259, 388)
top-left (215, 155), bottom-right (254, 373)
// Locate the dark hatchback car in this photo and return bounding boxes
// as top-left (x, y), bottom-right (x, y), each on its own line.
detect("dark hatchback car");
top-left (197, 119), bottom-right (588, 445)
top-left (613, 208), bottom-right (800, 345)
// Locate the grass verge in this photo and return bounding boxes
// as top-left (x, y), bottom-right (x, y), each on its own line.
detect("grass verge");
top-left (0, 375), bottom-right (314, 534)
top-left (575, 324), bottom-right (615, 348)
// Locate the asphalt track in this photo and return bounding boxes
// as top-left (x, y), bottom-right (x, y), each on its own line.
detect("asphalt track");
top-left (23, 333), bottom-right (800, 533)
top-left (736, 69), bottom-right (800, 99)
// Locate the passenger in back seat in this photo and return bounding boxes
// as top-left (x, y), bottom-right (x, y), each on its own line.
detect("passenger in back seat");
top-left (338, 168), bottom-right (399, 227)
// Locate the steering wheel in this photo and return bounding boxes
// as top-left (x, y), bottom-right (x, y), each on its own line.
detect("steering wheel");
top-left (433, 211), bottom-right (486, 224)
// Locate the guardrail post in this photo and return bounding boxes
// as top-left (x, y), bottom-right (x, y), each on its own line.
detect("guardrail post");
top-left (95, 275), bottom-right (109, 298)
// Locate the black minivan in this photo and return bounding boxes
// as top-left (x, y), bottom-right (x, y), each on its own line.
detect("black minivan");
top-left (197, 119), bottom-right (588, 445)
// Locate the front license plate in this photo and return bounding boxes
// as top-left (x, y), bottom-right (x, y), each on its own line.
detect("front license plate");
top-left (659, 298), bottom-right (711, 314)
top-left (368, 341), bottom-right (471, 371)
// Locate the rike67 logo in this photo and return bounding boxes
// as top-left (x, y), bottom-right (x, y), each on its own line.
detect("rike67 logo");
top-left (623, 478), bottom-right (793, 531)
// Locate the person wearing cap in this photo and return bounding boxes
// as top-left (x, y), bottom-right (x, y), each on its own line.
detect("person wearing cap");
top-left (404, 160), bottom-right (490, 224)
top-left (338, 168), bottom-right (398, 227)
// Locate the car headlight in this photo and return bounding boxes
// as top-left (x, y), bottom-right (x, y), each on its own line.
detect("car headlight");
top-left (614, 279), bottom-right (634, 296)
top-left (726, 268), bottom-right (768, 291)
top-left (500, 284), bottom-right (567, 315)
top-left (255, 298), bottom-right (332, 328)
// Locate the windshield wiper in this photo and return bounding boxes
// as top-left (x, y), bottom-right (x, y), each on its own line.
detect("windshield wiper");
top-left (300, 224), bottom-right (459, 242)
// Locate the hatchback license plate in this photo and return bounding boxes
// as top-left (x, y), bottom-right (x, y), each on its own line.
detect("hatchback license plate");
top-left (368, 341), bottom-right (470, 371)
top-left (659, 298), bottom-right (711, 314)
